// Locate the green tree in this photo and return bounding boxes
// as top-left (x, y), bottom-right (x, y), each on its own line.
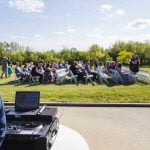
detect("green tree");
top-left (117, 50), bottom-right (133, 64)
top-left (88, 44), bottom-right (104, 61)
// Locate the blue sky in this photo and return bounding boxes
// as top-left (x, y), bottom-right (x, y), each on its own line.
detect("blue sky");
top-left (0, 0), bottom-right (150, 51)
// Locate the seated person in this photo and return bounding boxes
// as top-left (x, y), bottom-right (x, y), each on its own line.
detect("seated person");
top-left (23, 63), bottom-right (31, 75)
top-left (117, 63), bottom-right (134, 84)
top-left (31, 63), bottom-right (44, 83)
top-left (0, 97), bottom-right (6, 147)
top-left (85, 62), bottom-right (97, 80)
top-left (70, 61), bottom-right (85, 82)
top-left (116, 62), bottom-right (122, 73)
top-left (69, 62), bottom-right (77, 75)
top-left (15, 62), bottom-right (26, 81)
top-left (108, 61), bottom-right (116, 72)
top-left (43, 64), bottom-right (54, 83)
top-left (58, 62), bottom-right (65, 69)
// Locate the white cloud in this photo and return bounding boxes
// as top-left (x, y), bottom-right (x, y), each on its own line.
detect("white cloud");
top-left (109, 34), bottom-right (150, 45)
top-left (94, 28), bottom-right (101, 32)
top-left (86, 33), bottom-right (102, 39)
top-left (9, 0), bottom-right (45, 13)
top-left (8, 32), bottom-right (150, 50)
top-left (34, 34), bottom-right (41, 38)
top-left (100, 4), bottom-right (112, 14)
top-left (85, 32), bottom-right (150, 48)
top-left (9, 35), bottom-right (29, 39)
top-left (99, 4), bottom-right (125, 18)
top-left (55, 26), bottom-right (76, 36)
top-left (116, 9), bottom-right (125, 15)
top-left (66, 26), bottom-right (76, 33)
top-left (106, 14), bottom-right (113, 18)
top-left (54, 32), bottom-right (66, 35)
top-left (127, 19), bottom-right (150, 30)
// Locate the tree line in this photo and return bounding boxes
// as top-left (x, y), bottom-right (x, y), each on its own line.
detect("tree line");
top-left (0, 40), bottom-right (150, 65)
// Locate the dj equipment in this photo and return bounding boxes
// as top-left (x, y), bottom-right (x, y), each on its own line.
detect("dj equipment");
top-left (1, 106), bottom-right (59, 150)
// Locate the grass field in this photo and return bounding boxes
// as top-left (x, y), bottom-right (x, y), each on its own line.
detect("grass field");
top-left (0, 67), bottom-right (150, 103)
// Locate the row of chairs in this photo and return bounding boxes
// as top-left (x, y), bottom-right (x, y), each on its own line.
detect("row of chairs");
top-left (58, 69), bottom-right (110, 85)
top-left (109, 69), bottom-right (150, 84)
top-left (15, 72), bottom-right (40, 83)
top-left (57, 69), bottom-right (94, 85)
top-left (15, 69), bottom-right (94, 85)
top-left (59, 69), bottom-right (134, 85)
top-left (15, 68), bottom-right (150, 85)
top-left (109, 69), bottom-right (139, 84)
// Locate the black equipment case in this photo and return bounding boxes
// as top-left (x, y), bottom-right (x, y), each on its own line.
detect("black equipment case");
top-left (1, 106), bottom-right (59, 150)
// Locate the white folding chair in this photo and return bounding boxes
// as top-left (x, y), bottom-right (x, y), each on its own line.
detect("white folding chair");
top-left (15, 72), bottom-right (21, 83)
top-left (56, 69), bottom-right (69, 84)
top-left (97, 68), bottom-right (109, 84)
top-left (31, 75), bottom-right (40, 83)
top-left (84, 70), bottom-right (94, 85)
top-left (136, 71), bottom-right (150, 84)
top-left (69, 70), bottom-right (78, 84)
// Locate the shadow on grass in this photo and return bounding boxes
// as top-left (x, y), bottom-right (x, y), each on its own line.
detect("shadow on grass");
top-left (104, 79), bottom-right (139, 87)
top-left (0, 80), bottom-right (17, 85)
top-left (0, 80), bottom-right (33, 87)
top-left (136, 81), bottom-right (150, 86)
top-left (0, 78), bottom-right (149, 87)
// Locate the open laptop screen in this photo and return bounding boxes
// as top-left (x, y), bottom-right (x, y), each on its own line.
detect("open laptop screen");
top-left (15, 91), bottom-right (40, 112)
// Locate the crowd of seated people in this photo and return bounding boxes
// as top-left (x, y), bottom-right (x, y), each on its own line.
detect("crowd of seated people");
top-left (69, 61), bottom-right (98, 82)
top-left (70, 61), bottom-right (86, 82)
top-left (14, 57), bottom-right (140, 84)
top-left (103, 61), bottom-right (136, 83)
top-left (15, 62), bottom-right (31, 81)
top-left (15, 61), bottom-right (69, 83)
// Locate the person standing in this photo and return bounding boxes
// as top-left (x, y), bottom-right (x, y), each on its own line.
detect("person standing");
top-left (7, 57), bottom-right (13, 77)
top-left (132, 55), bottom-right (140, 74)
top-left (1, 57), bottom-right (8, 79)
top-left (129, 56), bottom-right (134, 71)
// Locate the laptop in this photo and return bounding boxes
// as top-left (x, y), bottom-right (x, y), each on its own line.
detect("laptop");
top-left (15, 91), bottom-right (40, 112)
top-left (7, 91), bottom-right (40, 115)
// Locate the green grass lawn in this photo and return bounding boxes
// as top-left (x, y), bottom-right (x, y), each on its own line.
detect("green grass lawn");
top-left (140, 66), bottom-right (150, 72)
top-left (0, 67), bottom-right (150, 103)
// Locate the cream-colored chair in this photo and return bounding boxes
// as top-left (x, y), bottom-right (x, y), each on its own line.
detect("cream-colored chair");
top-left (136, 71), bottom-right (150, 84)
top-left (69, 70), bottom-right (78, 85)
top-left (56, 69), bottom-right (69, 84)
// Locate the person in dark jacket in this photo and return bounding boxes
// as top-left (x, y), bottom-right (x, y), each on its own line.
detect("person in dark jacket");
top-left (1, 57), bottom-right (8, 78)
top-left (131, 55), bottom-right (140, 74)
top-left (31, 63), bottom-right (44, 83)
top-left (0, 96), bottom-right (6, 147)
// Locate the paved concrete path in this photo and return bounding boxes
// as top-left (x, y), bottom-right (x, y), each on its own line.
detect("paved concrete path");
top-left (56, 107), bottom-right (150, 150)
